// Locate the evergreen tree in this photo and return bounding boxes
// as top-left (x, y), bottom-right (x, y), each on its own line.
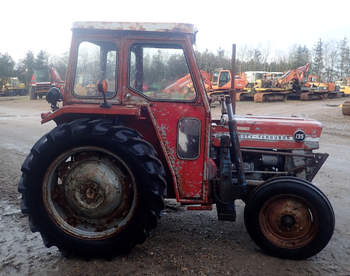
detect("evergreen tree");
top-left (35, 50), bottom-right (49, 70)
top-left (0, 53), bottom-right (15, 78)
top-left (290, 45), bottom-right (310, 69)
top-left (195, 49), bottom-right (218, 73)
top-left (17, 51), bottom-right (35, 85)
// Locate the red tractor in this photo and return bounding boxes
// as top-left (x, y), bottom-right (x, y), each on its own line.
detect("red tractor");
top-left (29, 66), bottom-right (64, 100)
top-left (19, 22), bottom-right (334, 260)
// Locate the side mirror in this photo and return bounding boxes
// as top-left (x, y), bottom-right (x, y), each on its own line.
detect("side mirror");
top-left (97, 79), bottom-right (108, 94)
top-left (46, 87), bottom-right (63, 111)
top-left (97, 80), bottom-right (111, 108)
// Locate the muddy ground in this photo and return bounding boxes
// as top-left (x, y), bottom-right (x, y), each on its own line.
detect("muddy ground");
top-left (0, 96), bottom-right (349, 275)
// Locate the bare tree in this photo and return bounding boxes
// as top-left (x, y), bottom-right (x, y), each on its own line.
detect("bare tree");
top-left (323, 40), bottom-right (338, 82)
top-left (338, 38), bottom-right (350, 80)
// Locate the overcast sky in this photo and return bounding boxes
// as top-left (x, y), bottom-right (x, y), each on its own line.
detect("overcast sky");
top-left (1, 0), bottom-right (349, 62)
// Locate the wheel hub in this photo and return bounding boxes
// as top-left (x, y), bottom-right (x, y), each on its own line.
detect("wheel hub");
top-left (78, 181), bottom-right (104, 207)
top-left (259, 194), bottom-right (318, 249)
top-left (64, 159), bottom-right (123, 219)
top-left (44, 147), bottom-right (138, 239)
top-left (280, 214), bottom-right (296, 229)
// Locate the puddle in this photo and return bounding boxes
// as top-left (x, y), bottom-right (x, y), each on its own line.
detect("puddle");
top-left (2, 143), bottom-right (31, 155)
top-left (0, 115), bottom-right (16, 118)
top-left (0, 114), bottom-right (40, 121)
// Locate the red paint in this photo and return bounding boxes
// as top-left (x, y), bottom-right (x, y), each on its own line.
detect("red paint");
top-left (41, 104), bottom-right (140, 123)
top-left (211, 116), bottom-right (322, 150)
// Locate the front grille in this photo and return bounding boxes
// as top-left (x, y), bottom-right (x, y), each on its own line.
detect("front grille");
top-left (36, 84), bottom-right (51, 93)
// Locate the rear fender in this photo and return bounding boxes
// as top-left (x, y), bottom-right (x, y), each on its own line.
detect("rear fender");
top-left (40, 104), bottom-right (177, 198)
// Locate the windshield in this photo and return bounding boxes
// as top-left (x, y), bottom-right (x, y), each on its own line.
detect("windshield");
top-left (212, 71), bottom-right (219, 85)
top-left (74, 41), bottom-right (117, 98)
top-left (219, 71), bottom-right (230, 86)
top-left (129, 44), bottom-right (196, 101)
top-left (35, 69), bottom-right (50, 82)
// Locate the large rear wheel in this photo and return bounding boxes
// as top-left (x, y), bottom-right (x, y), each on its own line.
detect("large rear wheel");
top-left (244, 177), bottom-right (334, 259)
top-left (18, 119), bottom-right (166, 258)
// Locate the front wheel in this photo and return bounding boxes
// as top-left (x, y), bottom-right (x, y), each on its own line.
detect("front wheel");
top-left (244, 177), bottom-right (334, 259)
top-left (19, 119), bottom-right (166, 258)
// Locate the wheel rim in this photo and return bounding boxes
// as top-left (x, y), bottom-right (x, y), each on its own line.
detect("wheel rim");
top-left (259, 194), bottom-right (318, 249)
top-left (43, 146), bottom-right (138, 240)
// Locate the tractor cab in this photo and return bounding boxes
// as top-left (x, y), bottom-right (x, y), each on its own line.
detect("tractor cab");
top-left (43, 22), bottom-right (212, 201)
top-left (58, 22), bottom-right (206, 105)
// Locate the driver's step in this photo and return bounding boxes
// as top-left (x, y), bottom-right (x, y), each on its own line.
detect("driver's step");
top-left (216, 202), bottom-right (236, 221)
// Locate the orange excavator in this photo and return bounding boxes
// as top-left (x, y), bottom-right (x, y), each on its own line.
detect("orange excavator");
top-left (163, 68), bottom-right (256, 104)
top-left (211, 69), bottom-right (247, 91)
top-left (162, 70), bottom-right (212, 99)
top-left (276, 64), bottom-right (309, 90)
top-left (206, 68), bottom-right (289, 103)
top-left (305, 74), bottom-right (338, 98)
top-left (276, 63), bottom-right (337, 100)
top-left (207, 68), bottom-right (247, 104)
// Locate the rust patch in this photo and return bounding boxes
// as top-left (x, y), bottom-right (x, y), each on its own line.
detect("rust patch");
top-left (259, 194), bottom-right (318, 249)
top-left (72, 22), bottom-right (196, 34)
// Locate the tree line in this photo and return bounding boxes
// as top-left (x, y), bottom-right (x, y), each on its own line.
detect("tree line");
top-left (1, 37), bottom-right (349, 87)
top-left (196, 37), bottom-right (350, 82)
top-left (0, 50), bottom-right (68, 87)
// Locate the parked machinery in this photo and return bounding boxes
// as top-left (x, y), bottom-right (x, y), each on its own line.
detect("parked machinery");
top-left (19, 22), bottom-right (334, 260)
top-left (305, 75), bottom-right (340, 99)
top-left (29, 66), bottom-right (64, 100)
top-left (242, 71), bottom-right (290, 102)
top-left (276, 64), bottom-right (338, 100)
top-left (0, 77), bottom-right (27, 96)
top-left (336, 78), bottom-right (350, 96)
top-left (206, 69), bottom-right (246, 104)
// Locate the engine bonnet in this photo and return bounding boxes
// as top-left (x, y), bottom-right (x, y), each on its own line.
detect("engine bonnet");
top-left (211, 115), bottom-right (323, 150)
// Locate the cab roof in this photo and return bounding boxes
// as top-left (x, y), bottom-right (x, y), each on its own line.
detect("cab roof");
top-left (72, 22), bottom-right (197, 34)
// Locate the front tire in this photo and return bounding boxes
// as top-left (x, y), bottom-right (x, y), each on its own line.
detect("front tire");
top-left (244, 176), bottom-right (334, 259)
top-left (19, 119), bottom-right (166, 258)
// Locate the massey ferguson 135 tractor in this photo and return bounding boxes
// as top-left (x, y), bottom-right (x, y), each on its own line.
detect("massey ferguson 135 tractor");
top-left (19, 22), bottom-right (334, 260)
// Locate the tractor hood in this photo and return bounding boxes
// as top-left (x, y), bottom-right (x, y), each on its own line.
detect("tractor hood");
top-left (211, 115), bottom-right (323, 150)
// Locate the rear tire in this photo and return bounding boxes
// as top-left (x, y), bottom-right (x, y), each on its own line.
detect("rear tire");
top-left (244, 176), bottom-right (334, 259)
top-left (19, 118), bottom-right (166, 258)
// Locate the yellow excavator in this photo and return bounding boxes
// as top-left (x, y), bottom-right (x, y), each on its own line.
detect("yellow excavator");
top-left (336, 78), bottom-right (350, 96)
top-left (238, 71), bottom-right (290, 102)
top-left (0, 77), bottom-right (27, 96)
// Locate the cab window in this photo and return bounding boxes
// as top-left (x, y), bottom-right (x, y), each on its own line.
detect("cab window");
top-left (219, 71), bottom-right (230, 86)
top-left (212, 71), bottom-right (219, 85)
top-left (129, 45), bottom-right (196, 101)
top-left (74, 41), bottom-right (117, 98)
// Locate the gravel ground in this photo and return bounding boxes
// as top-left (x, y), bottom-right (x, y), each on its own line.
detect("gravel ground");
top-left (0, 96), bottom-right (349, 275)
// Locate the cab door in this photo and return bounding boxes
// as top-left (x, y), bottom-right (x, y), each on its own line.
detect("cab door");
top-left (126, 41), bottom-right (209, 202)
